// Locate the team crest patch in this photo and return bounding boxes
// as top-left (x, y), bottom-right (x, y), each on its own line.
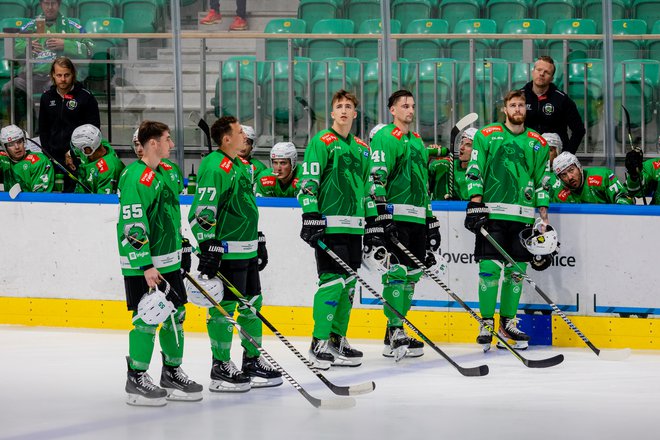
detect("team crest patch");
top-left (587, 175), bottom-right (603, 186)
top-left (66, 99), bottom-right (78, 110)
top-left (542, 102), bottom-right (554, 115)
top-left (481, 125), bottom-right (503, 136)
top-left (260, 175), bottom-right (276, 187)
top-left (96, 158), bottom-right (109, 173)
top-left (391, 127), bottom-right (403, 140)
top-left (558, 188), bottom-right (570, 201)
top-left (25, 154), bottom-right (40, 164)
top-left (320, 132), bottom-right (338, 145)
top-left (139, 168), bottom-right (155, 186)
top-left (219, 157), bottom-right (234, 172)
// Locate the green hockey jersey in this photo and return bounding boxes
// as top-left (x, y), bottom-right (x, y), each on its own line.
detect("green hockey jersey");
top-left (428, 157), bottom-right (469, 201)
top-left (370, 124), bottom-right (431, 224)
top-left (255, 166), bottom-right (301, 197)
top-left (467, 124), bottom-right (550, 224)
top-left (189, 150), bottom-right (259, 260)
top-left (117, 161), bottom-right (182, 277)
top-left (0, 150), bottom-right (54, 192)
top-left (554, 167), bottom-right (632, 204)
top-left (626, 158), bottom-right (660, 204)
top-left (298, 129), bottom-right (373, 235)
top-left (74, 143), bottom-right (125, 194)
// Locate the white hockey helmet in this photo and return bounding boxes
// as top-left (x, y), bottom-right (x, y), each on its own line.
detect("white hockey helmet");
top-left (132, 128), bottom-right (140, 144)
top-left (270, 141), bottom-right (297, 170)
top-left (542, 132), bottom-right (562, 150)
top-left (519, 218), bottom-right (559, 256)
top-left (133, 285), bottom-right (176, 325)
top-left (369, 123), bottom-right (387, 141)
top-left (242, 125), bottom-right (256, 142)
top-left (0, 124), bottom-right (25, 148)
top-left (362, 245), bottom-right (390, 274)
top-left (184, 275), bottom-right (224, 308)
top-left (553, 151), bottom-right (582, 176)
top-left (462, 127), bottom-right (478, 141)
top-left (71, 124), bottom-right (102, 157)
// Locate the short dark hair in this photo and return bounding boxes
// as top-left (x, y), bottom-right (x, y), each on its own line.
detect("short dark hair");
top-left (535, 55), bottom-right (556, 76)
top-left (331, 89), bottom-right (359, 108)
top-left (503, 89), bottom-right (526, 106)
top-left (138, 120), bottom-right (170, 147)
top-left (50, 56), bottom-right (76, 84)
top-left (211, 116), bottom-right (239, 147)
top-left (387, 89), bottom-right (414, 108)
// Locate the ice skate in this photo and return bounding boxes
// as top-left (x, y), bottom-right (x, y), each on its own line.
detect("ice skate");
top-left (476, 318), bottom-right (495, 352)
top-left (328, 332), bottom-right (363, 367)
top-left (209, 359), bottom-right (251, 392)
top-left (125, 356), bottom-right (167, 407)
top-left (309, 337), bottom-right (334, 370)
top-left (382, 326), bottom-right (409, 361)
top-left (497, 317), bottom-right (530, 350)
top-left (242, 351), bottom-right (283, 388)
top-left (160, 353), bottom-right (203, 401)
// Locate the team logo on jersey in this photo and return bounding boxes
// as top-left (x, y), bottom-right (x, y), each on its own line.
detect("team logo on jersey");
top-left (260, 175), bottom-right (277, 187)
top-left (219, 157), bottom-right (233, 173)
top-left (480, 125), bottom-right (503, 136)
top-left (587, 175), bottom-right (602, 186)
top-left (557, 188), bottom-right (571, 201)
top-left (139, 168), bottom-right (155, 186)
top-left (96, 158), bottom-right (109, 173)
top-left (527, 131), bottom-right (546, 146)
top-left (320, 132), bottom-right (338, 145)
top-left (390, 127), bottom-right (403, 140)
top-left (159, 161), bottom-right (173, 171)
top-left (25, 154), bottom-right (39, 164)
top-left (123, 223), bottom-right (148, 250)
top-left (542, 103), bottom-right (554, 115)
top-left (66, 99), bottom-right (78, 110)
top-left (194, 205), bottom-right (217, 231)
top-left (354, 136), bottom-right (368, 148)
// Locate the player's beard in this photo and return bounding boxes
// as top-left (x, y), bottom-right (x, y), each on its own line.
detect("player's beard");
top-left (507, 113), bottom-right (525, 126)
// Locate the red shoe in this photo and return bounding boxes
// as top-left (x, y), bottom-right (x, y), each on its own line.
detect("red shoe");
top-left (229, 16), bottom-right (248, 31)
top-left (201, 10), bottom-right (222, 25)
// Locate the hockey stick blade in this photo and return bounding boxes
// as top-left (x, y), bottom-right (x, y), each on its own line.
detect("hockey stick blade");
top-left (302, 390), bottom-right (357, 409)
top-left (597, 348), bottom-right (631, 361)
top-left (187, 111), bottom-right (212, 153)
top-left (450, 112), bottom-right (479, 146)
top-left (8, 183), bottom-right (21, 199)
top-left (523, 353), bottom-right (564, 368)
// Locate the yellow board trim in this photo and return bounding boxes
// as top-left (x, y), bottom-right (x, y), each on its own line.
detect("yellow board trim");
top-left (1, 297), bottom-right (658, 349)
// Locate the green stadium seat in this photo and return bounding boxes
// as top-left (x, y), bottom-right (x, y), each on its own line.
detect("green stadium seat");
top-left (497, 18), bottom-right (546, 61)
top-left (77, 0), bottom-right (115, 29)
top-left (84, 17), bottom-right (124, 81)
top-left (614, 59), bottom-right (660, 128)
top-left (215, 55), bottom-right (265, 120)
top-left (262, 57), bottom-right (312, 124)
top-left (264, 18), bottom-right (306, 61)
top-left (353, 19), bottom-right (401, 61)
top-left (119, 0), bottom-right (160, 33)
top-left (297, 0), bottom-right (340, 33)
top-left (310, 57), bottom-right (360, 122)
top-left (457, 58), bottom-right (509, 123)
top-left (307, 18), bottom-right (354, 61)
top-left (446, 19), bottom-right (497, 61)
top-left (346, 0), bottom-right (380, 32)
top-left (612, 19), bottom-right (647, 63)
top-left (648, 20), bottom-right (660, 61)
top-left (632, 0), bottom-right (660, 32)
top-left (0, 0), bottom-right (30, 19)
top-left (437, 0), bottom-right (481, 32)
top-left (410, 58), bottom-right (457, 126)
top-left (534, 0), bottom-right (579, 34)
top-left (362, 59), bottom-right (412, 123)
top-left (582, 0), bottom-right (627, 33)
top-left (391, 0), bottom-right (433, 33)
top-left (567, 58), bottom-right (604, 127)
top-left (399, 19), bottom-right (448, 61)
top-left (546, 19), bottom-right (599, 63)
top-left (486, 0), bottom-right (529, 32)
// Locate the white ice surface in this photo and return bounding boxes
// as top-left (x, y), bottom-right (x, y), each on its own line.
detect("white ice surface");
top-left (1, 325), bottom-right (658, 440)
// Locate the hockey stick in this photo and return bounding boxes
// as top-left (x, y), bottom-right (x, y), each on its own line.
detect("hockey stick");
top-left (317, 240), bottom-right (489, 377)
top-left (183, 271), bottom-right (357, 409)
top-left (480, 227), bottom-right (631, 361)
top-left (27, 137), bottom-right (93, 193)
top-left (213, 270), bottom-right (376, 396)
top-left (187, 111), bottom-right (212, 154)
top-left (389, 237), bottom-right (564, 368)
top-left (622, 105), bottom-right (647, 205)
top-left (8, 183), bottom-right (22, 199)
top-left (447, 113), bottom-right (478, 200)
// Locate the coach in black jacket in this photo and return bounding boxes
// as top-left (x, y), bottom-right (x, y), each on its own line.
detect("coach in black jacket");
top-left (521, 56), bottom-right (585, 155)
top-left (39, 57), bottom-right (100, 192)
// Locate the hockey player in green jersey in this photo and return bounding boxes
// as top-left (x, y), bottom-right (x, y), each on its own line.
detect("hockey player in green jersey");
top-left (464, 90), bottom-right (551, 351)
top-left (0, 124), bottom-right (54, 192)
top-left (624, 145), bottom-right (660, 204)
top-left (553, 152), bottom-right (632, 204)
top-left (239, 125), bottom-right (267, 178)
top-left (255, 142), bottom-right (301, 197)
top-left (298, 89), bottom-right (372, 369)
top-left (69, 124), bottom-right (125, 194)
top-left (189, 116), bottom-right (281, 391)
top-left (132, 127), bottom-right (184, 195)
top-left (428, 127), bottom-right (477, 201)
top-left (367, 89), bottom-right (441, 361)
top-left (117, 120), bottom-right (202, 407)
top-left (539, 133), bottom-right (563, 201)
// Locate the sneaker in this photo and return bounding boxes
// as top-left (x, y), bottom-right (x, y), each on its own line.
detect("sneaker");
top-left (160, 353), bottom-right (203, 402)
top-left (125, 356), bottom-right (167, 407)
top-left (200, 10), bottom-right (222, 25)
top-left (497, 316), bottom-right (530, 350)
top-left (382, 326), bottom-right (409, 361)
top-left (209, 358), bottom-right (251, 392)
top-left (242, 351), bottom-right (283, 388)
top-left (328, 333), bottom-right (363, 367)
top-left (476, 318), bottom-right (494, 352)
top-left (309, 337), bottom-right (334, 370)
top-left (229, 16), bottom-right (248, 31)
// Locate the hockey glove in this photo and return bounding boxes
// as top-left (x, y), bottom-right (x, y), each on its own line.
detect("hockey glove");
top-left (530, 254), bottom-right (553, 272)
top-left (424, 250), bottom-right (437, 268)
top-left (363, 217), bottom-right (387, 253)
top-left (257, 231), bottom-right (268, 271)
top-left (426, 216), bottom-right (441, 252)
top-left (464, 201), bottom-right (489, 234)
top-left (198, 239), bottom-right (223, 278)
top-left (374, 201), bottom-right (397, 242)
top-left (625, 149), bottom-right (644, 179)
top-left (300, 212), bottom-right (326, 248)
top-left (180, 238), bottom-right (192, 274)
